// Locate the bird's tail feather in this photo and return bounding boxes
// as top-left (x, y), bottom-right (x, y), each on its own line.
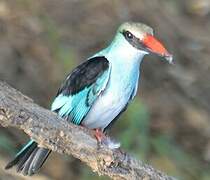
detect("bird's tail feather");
top-left (5, 140), bottom-right (51, 176)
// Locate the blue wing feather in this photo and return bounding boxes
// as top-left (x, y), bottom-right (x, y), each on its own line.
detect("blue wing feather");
top-left (51, 60), bottom-right (111, 125)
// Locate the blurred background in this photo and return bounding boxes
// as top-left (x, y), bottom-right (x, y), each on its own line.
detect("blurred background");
top-left (0, 0), bottom-right (210, 179)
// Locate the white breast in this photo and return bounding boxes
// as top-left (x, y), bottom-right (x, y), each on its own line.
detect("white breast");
top-left (82, 66), bottom-right (138, 130)
top-left (82, 86), bottom-right (129, 130)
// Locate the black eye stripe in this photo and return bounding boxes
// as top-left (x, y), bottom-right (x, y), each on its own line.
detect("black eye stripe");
top-left (122, 30), bottom-right (139, 47)
top-left (121, 30), bottom-right (148, 52)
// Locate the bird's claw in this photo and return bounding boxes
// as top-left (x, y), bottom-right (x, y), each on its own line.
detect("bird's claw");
top-left (94, 128), bottom-right (106, 142)
top-left (93, 129), bottom-right (120, 149)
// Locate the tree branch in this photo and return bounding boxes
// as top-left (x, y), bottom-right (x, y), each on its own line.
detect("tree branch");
top-left (0, 81), bottom-right (176, 180)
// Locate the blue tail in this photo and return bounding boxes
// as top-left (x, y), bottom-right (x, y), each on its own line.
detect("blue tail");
top-left (5, 140), bottom-right (51, 176)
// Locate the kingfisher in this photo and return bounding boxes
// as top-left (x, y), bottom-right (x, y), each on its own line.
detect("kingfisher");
top-left (5, 22), bottom-right (172, 175)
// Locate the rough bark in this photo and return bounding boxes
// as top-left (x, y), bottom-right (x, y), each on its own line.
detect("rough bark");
top-left (0, 81), bottom-right (176, 180)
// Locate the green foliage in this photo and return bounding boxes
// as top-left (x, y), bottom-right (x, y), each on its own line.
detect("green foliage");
top-left (0, 132), bottom-right (16, 155)
top-left (118, 100), bottom-right (150, 160)
top-left (117, 99), bottom-right (210, 180)
top-left (151, 135), bottom-right (210, 180)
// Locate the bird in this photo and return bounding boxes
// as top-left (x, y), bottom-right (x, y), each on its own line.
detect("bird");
top-left (5, 22), bottom-right (172, 176)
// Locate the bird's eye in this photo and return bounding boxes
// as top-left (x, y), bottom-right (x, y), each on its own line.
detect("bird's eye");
top-left (125, 31), bottom-right (133, 39)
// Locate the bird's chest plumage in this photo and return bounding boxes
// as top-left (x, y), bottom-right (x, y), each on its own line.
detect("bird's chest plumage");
top-left (82, 62), bottom-right (139, 130)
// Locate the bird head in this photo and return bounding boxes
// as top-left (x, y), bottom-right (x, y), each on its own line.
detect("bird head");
top-left (118, 22), bottom-right (173, 63)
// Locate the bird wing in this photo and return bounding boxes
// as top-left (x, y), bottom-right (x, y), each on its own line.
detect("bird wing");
top-left (51, 56), bottom-right (111, 125)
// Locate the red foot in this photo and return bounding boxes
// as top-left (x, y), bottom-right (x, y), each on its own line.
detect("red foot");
top-left (94, 129), bottom-right (106, 142)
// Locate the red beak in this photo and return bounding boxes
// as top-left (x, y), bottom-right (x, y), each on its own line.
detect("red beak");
top-left (143, 34), bottom-right (173, 63)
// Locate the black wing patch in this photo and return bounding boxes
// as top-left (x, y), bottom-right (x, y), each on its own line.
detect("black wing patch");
top-left (57, 56), bottom-right (109, 96)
